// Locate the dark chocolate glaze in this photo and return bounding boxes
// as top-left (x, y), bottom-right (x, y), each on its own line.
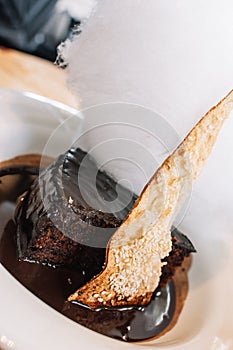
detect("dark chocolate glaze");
top-left (15, 148), bottom-right (138, 277)
top-left (0, 153), bottom-right (195, 342)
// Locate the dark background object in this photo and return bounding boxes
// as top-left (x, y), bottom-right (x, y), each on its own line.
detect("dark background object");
top-left (0, 0), bottom-right (79, 61)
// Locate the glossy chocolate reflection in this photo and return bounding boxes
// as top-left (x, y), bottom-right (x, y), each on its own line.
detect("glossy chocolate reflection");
top-left (15, 149), bottom-right (138, 279)
top-left (0, 152), bottom-right (195, 342)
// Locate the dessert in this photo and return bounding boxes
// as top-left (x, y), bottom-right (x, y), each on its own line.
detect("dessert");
top-left (0, 89), bottom-right (232, 342)
top-left (0, 152), bottom-right (194, 342)
top-left (15, 148), bottom-right (193, 282)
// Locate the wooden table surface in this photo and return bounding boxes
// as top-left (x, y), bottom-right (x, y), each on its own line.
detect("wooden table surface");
top-left (0, 47), bottom-right (77, 108)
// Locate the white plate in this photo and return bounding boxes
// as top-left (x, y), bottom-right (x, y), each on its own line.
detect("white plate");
top-left (0, 89), bottom-right (233, 350)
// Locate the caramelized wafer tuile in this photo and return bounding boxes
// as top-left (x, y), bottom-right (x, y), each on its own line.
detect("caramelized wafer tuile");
top-left (69, 90), bottom-right (233, 308)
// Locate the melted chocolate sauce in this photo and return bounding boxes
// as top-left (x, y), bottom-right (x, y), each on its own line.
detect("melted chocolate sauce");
top-left (0, 220), bottom-right (176, 342)
top-left (0, 157), bottom-right (190, 343)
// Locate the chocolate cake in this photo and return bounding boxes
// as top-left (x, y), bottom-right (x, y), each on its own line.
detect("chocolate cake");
top-left (0, 150), bottom-right (195, 342)
top-left (15, 148), bottom-right (195, 285)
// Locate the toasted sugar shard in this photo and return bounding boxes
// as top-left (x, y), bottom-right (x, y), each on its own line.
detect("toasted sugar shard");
top-left (69, 90), bottom-right (233, 308)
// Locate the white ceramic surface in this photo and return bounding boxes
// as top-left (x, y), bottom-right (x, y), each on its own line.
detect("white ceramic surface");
top-left (0, 89), bottom-right (233, 350)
